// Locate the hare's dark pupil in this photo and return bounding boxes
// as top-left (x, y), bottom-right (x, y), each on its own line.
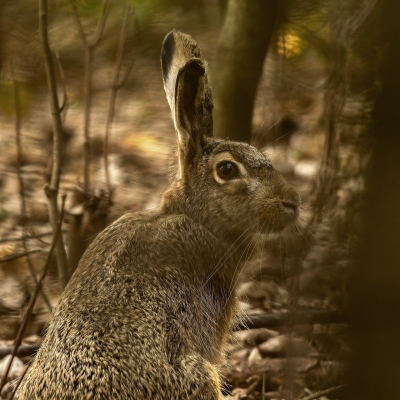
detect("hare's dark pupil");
top-left (218, 161), bottom-right (237, 179)
top-left (222, 163), bottom-right (232, 174)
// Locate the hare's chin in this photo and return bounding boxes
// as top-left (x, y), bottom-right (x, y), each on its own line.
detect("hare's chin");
top-left (262, 222), bottom-right (296, 238)
top-left (260, 215), bottom-right (298, 235)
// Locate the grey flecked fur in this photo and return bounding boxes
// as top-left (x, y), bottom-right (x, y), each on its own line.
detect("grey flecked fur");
top-left (17, 30), bottom-right (300, 399)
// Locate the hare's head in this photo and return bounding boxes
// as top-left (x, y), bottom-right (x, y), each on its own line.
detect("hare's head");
top-left (161, 30), bottom-right (300, 240)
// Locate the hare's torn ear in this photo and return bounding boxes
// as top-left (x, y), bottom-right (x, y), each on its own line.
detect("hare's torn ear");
top-left (174, 59), bottom-right (209, 140)
top-left (161, 30), bottom-right (213, 139)
top-left (161, 30), bottom-right (202, 112)
top-left (161, 30), bottom-right (213, 180)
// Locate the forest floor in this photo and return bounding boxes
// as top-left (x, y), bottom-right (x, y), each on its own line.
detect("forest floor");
top-left (0, 27), bottom-right (357, 400)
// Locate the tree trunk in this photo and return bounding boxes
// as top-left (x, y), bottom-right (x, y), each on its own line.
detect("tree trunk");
top-left (211, 0), bottom-right (278, 143)
top-left (351, 1), bottom-right (400, 398)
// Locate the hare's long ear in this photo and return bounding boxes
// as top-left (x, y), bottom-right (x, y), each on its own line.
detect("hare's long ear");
top-left (161, 30), bottom-right (213, 180)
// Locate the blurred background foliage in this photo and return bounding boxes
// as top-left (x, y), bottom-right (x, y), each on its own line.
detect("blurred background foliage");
top-left (0, 0), bottom-right (377, 125)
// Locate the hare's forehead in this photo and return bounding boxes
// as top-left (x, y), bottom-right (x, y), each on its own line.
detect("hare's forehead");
top-left (205, 142), bottom-right (272, 170)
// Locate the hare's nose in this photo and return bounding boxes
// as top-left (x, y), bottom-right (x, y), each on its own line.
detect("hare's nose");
top-left (281, 201), bottom-right (299, 219)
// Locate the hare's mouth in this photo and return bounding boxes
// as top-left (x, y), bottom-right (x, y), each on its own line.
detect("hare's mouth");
top-left (260, 201), bottom-right (299, 233)
top-left (281, 200), bottom-right (299, 220)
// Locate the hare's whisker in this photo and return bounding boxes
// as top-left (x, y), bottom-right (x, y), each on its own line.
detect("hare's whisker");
top-left (259, 234), bottom-right (267, 280)
top-left (202, 224), bottom-right (254, 288)
top-left (225, 220), bottom-right (268, 306)
top-left (225, 233), bottom-right (259, 306)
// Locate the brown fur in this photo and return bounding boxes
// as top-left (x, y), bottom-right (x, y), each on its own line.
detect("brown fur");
top-left (17, 30), bottom-right (300, 399)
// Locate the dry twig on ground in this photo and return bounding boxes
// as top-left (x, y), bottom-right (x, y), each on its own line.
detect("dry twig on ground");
top-left (300, 384), bottom-right (348, 400)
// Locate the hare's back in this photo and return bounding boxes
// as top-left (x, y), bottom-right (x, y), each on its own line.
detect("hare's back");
top-left (74, 210), bottom-right (223, 282)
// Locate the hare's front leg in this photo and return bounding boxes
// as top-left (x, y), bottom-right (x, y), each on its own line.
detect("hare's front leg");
top-left (180, 356), bottom-right (224, 400)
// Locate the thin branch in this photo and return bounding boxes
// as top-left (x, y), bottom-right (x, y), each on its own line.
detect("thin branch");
top-left (29, 236), bottom-right (52, 246)
top-left (0, 250), bottom-right (41, 264)
top-left (39, 0), bottom-right (69, 290)
top-left (68, 0), bottom-right (110, 195)
top-left (40, 2), bottom-right (63, 193)
top-left (55, 52), bottom-right (67, 114)
top-left (115, 9), bottom-right (136, 89)
top-left (300, 384), bottom-right (348, 400)
top-left (113, 7), bottom-right (134, 89)
top-left (244, 376), bottom-right (261, 396)
top-left (9, 360), bottom-right (30, 400)
top-left (104, 6), bottom-right (134, 193)
top-left (68, 0), bottom-right (88, 46)
top-left (0, 344), bottom-right (40, 359)
top-left (0, 195), bottom-right (66, 392)
top-left (13, 79), bottom-right (53, 313)
top-left (82, 47), bottom-right (93, 194)
top-left (0, 229), bottom-right (66, 245)
top-left (117, 52), bottom-right (135, 89)
top-left (91, 0), bottom-right (111, 47)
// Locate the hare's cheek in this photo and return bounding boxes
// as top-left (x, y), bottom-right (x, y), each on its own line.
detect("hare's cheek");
top-left (218, 180), bottom-right (248, 195)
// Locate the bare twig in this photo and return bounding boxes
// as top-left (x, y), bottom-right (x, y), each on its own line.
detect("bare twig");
top-left (82, 48), bottom-right (93, 195)
top-left (104, 6), bottom-right (135, 193)
top-left (68, 0), bottom-right (87, 46)
top-left (0, 344), bottom-right (41, 359)
top-left (115, 9), bottom-right (136, 89)
top-left (221, 358), bottom-right (320, 386)
top-left (244, 375), bottom-right (261, 395)
top-left (13, 79), bottom-right (53, 313)
top-left (0, 250), bottom-right (41, 263)
top-left (39, 0), bottom-right (69, 290)
top-left (0, 229), bottom-right (67, 245)
top-left (69, 0), bottom-right (110, 48)
top-left (29, 236), bottom-right (51, 246)
top-left (92, 0), bottom-right (111, 48)
top-left (299, 384), bottom-right (348, 400)
top-left (64, 0), bottom-right (113, 276)
top-left (54, 52), bottom-right (68, 114)
top-left (0, 195), bottom-right (66, 393)
top-left (9, 360), bottom-right (30, 399)
top-left (68, 0), bottom-right (111, 194)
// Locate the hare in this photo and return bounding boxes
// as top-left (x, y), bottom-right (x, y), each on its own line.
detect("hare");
top-left (17, 30), bottom-right (300, 399)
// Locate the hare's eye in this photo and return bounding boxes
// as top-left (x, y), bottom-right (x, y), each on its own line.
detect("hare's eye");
top-left (217, 161), bottom-right (238, 180)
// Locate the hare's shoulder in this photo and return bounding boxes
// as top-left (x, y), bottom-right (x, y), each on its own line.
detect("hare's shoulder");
top-left (96, 210), bottom-right (220, 246)
top-left (78, 210), bottom-right (225, 274)
top-left (57, 210), bottom-right (227, 317)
